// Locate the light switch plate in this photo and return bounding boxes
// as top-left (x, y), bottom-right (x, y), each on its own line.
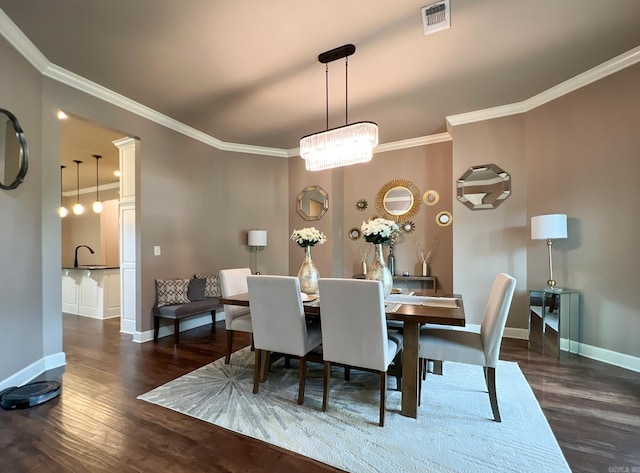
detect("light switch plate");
top-left (154, 246), bottom-right (161, 256)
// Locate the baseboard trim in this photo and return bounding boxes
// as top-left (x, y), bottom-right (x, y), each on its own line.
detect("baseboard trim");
top-left (133, 311), bottom-right (225, 344)
top-left (503, 327), bottom-right (529, 340)
top-left (575, 342), bottom-right (640, 373)
top-left (0, 352), bottom-right (66, 391)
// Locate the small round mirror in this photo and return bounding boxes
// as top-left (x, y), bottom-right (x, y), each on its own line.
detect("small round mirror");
top-left (375, 178), bottom-right (421, 222)
top-left (348, 227), bottom-right (361, 240)
top-left (383, 186), bottom-right (413, 215)
top-left (436, 211), bottom-right (453, 226)
top-left (296, 185), bottom-right (329, 221)
top-left (0, 109), bottom-right (29, 190)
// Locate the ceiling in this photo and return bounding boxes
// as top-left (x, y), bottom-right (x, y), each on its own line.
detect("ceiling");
top-left (1, 0), bottom-right (640, 188)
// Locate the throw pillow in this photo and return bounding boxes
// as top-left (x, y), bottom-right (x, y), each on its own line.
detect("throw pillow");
top-left (194, 274), bottom-right (221, 298)
top-left (156, 279), bottom-right (191, 307)
top-left (187, 278), bottom-right (207, 301)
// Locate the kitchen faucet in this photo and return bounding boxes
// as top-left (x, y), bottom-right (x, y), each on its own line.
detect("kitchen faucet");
top-left (74, 245), bottom-right (95, 268)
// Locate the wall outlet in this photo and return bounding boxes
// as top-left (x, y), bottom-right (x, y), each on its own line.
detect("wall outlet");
top-left (154, 246), bottom-right (161, 256)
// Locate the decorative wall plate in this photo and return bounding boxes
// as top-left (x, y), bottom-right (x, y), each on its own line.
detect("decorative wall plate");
top-left (423, 190), bottom-right (439, 206)
top-left (355, 199), bottom-right (368, 211)
top-left (348, 227), bottom-right (361, 240)
top-left (436, 211), bottom-right (453, 227)
top-left (401, 221), bottom-right (415, 233)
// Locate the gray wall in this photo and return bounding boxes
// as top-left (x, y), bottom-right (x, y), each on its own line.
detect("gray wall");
top-left (0, 36), bottom-right (47, 380)
top-left (451, 63), bottom-right (640, 359)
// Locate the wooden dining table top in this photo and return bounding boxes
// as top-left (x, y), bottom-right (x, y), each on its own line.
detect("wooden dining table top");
top-left (219, 292), bottom-right (465, 327)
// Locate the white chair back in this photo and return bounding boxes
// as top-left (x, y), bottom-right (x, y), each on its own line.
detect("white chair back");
top-left (480, 273), bottom-right (517, 367)
top-left (247, 275), bottom-right (311, 357)
top-left (318, 278), bottom-right (394, 371)
top-left (219, 268), bottom-right (251, 330)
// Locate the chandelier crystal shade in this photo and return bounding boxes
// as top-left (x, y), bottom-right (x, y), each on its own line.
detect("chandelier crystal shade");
top-left (300, 44), bottom-right (378, 171)
top-left (300, 121), bottom-right (378, 171)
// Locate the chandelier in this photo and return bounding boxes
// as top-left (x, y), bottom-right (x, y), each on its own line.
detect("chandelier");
top-left (300, 44), bottom-right (378, 171)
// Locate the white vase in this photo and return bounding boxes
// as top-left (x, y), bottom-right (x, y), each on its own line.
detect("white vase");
top-left (297, 245), bottom-right (319, 295)
top-left (366, 243), bottom-right (393, 297)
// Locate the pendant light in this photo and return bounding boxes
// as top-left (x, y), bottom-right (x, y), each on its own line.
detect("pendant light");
top-left (72, 160), bottom-right (84, 215)
top-left (58, 165), bottom-right (68, 218)
top-left (92, 154), bottom-right (103, 214)
top-left (300, 44), bottom-right (378, 171)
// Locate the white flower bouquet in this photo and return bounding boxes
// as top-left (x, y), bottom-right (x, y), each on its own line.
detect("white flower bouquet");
top-left (361, 218), bottom-right (399, 245)
top-left (290, 227), bottom-right (327, 247)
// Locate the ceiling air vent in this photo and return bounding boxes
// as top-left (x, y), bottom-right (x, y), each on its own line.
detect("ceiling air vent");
top-left (421, 0), bottom-right (450, 35)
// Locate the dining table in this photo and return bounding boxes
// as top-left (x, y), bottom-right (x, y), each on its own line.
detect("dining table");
top-left (219, 291), bottom-right (465, 419)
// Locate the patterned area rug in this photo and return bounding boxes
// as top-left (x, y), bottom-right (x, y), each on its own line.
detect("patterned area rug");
top-left (138, 347), bottom-right (570, 473)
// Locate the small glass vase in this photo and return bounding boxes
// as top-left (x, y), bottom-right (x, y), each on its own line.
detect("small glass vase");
top-left (297, 245), bottom-right (319, 295)
top-left (366, 243), bottom-right (393, 297)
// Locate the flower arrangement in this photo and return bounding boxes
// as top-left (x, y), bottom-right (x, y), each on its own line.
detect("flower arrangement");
top-left (290, 227), bottom-right (327, 247)
top-left (361, 218), bottom-right (400, 245)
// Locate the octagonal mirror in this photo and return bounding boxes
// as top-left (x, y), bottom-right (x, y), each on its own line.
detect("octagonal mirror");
top-left (0, 109), bottom-right (29, 190)
top-left (457, 164), bottom-right (510, 210)
top-left (375, 178), bottom-right (421, 222)
top-left (296, 185), bottom-right (329, 221)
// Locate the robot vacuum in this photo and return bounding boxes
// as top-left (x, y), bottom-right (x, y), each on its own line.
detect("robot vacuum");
top-left (0, 381), bottom-right (61, 410)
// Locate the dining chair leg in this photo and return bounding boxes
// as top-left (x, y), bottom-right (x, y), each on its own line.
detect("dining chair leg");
top-left (297, 355), bottom-right (307, 405)
top-left (225, 330), bottom-right (234, 364)
top-left (418, 361), bottom-right (423, 407)
top-left (379, 371), bottom-right (387, 427)
top-left (252, 349), bottom-right (261, 394)
top-left (344, 366), bottom-right (351, 381)
top-left (322, 361), bottom-right (331, 412)
top-left (432, 360), bottom-right (443, 375)
top-left (260, 350), bottom-right (270, 382)
top-left (486, 367), bottom-right (501, 422)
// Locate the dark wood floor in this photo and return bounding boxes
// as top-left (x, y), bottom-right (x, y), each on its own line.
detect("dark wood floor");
top-left (1, 315), bottom-right (638, 473)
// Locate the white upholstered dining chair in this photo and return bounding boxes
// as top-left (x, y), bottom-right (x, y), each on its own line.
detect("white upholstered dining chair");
top-left (219, 268), bottom-right (253, 364)
top-left (418, 272), bottom-right (516, 422)
top-left (318, 278), bottom-right (403, 427)
top-left (247, 275), bottom-right (322, 405)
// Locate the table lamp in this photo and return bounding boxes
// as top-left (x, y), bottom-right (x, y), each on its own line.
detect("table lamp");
top-left (248, 230), bottom-right (267, 274)
top-left (531, 214), bottom-right (567, 290)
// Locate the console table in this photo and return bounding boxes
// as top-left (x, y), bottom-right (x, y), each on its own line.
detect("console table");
top-left (528, 288), bottom-right (580, 358)
top-left (393, 275), bottom-right (437, 293)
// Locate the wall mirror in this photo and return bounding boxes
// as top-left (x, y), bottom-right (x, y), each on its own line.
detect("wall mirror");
top-left (0, 109), bottom-right (29, 190)
top-left (296, 185), bottom-right (329, 221)
top-left (436, 211), bottom-right (453, 226)
top-left (457, 163), bottom-right (510, 210)
top-left (375, 178), bottom-right (421, 222)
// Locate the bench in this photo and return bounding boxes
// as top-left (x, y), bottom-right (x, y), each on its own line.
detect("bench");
top-left (153, 276), bottom-right (223, 345)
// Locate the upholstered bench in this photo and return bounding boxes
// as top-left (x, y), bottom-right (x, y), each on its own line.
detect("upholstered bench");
top-left (153, 274), bottom-right (223, 345)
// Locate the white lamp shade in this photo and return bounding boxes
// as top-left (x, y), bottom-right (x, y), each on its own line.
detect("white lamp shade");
top-left (531, 214), bottom-right (567, 240)
top-left (248, 230), bottom-right (267, 247)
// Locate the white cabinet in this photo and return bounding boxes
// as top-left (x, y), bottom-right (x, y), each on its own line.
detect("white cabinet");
top-left (62, 268), bottom-right (120, 319)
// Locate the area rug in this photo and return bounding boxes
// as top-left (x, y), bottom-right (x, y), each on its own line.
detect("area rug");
top-left (138, 347), bottom-right (570, 473)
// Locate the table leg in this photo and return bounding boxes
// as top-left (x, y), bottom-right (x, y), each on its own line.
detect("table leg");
top-left (401, 321), bottom-right (419, 418)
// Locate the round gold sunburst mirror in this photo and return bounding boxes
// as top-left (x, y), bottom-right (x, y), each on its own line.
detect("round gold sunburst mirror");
top-left (436, 211), bottom-right (453, 227)
top-left (375, 178), bottom-right (421, 222)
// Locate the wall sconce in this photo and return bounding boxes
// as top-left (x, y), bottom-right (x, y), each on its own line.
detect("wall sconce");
top-left (58, 165), bottom-right (68, 218)
top-left (92, 154), bottom-right (103, 214)
top-left (531, 214), bottom-right (568, 290)
top-left (248, 230), bottom-right (267, 274)
top-left (72, 160), bottom-right (84, 215)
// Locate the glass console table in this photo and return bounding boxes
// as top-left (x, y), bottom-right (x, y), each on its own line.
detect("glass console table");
top-left (529, 288), bottom-right (580, 358)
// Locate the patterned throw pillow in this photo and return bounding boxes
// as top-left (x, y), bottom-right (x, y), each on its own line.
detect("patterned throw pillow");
top-left (156, 279), bottom-right (191, 307)
top-left (194, 274), bottom-right (221, 298)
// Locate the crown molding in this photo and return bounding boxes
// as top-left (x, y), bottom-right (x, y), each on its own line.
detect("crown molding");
top-left (447, 45), bottom-right (640, 128)
top-left (3, 8), bottom-right (639, 157)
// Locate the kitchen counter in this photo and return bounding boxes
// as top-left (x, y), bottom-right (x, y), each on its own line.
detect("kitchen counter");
top-left (62, 268), bottom-right (120, 319)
